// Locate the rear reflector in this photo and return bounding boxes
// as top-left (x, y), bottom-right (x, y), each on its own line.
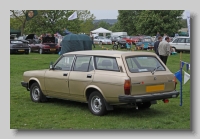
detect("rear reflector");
top-left (124, 80), bottom-right (131, 95)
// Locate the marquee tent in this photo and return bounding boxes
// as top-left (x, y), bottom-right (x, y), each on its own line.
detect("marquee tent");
top-left (91, 27), bottom-right (112, 37)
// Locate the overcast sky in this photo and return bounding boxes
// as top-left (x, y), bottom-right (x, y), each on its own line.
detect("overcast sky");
top-left (90, 10), bottom-right (188, 20)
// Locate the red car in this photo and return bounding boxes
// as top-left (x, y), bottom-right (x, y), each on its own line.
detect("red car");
top-left (121, 36), bottom-right (132, 43)
top-left (26, 34), bottom-right (59, 54)
top-left (130, 36), bottom-right (142, 45)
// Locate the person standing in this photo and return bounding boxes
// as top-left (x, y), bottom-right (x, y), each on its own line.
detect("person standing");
top-left (153, 36), bottom-right (162, 56)
top-left (156, 32), bottom-right (160, 39)
top-left (158, 37), bottom-right (171, 65)
top-left (162, 33), bottom-right (167, 41)
top-left (90, 32), bottom-right (95, 48)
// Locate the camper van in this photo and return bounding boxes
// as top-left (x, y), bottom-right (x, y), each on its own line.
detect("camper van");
top-left (111, 32), bottom-right (128, 37)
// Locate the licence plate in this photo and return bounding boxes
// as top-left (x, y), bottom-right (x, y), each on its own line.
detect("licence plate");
top-left (50, 49), bottom-right (56, 51)
top-left (146, 84), bottom-right (164, 93)
top-left (18, 50), bottom-right (24, 51)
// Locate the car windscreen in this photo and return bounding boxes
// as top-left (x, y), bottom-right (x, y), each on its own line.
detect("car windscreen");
top-left (143, 38), bottom-right (152, 42)
top-left (126, 56), bottom-right (165, 73)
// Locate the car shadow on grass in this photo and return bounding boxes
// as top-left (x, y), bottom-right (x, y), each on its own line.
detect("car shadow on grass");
top-left (45, 98), bottom-right (166, 117)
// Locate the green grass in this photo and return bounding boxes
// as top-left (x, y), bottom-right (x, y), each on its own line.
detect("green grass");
top-left (10, 45), bottom-right (190, 130)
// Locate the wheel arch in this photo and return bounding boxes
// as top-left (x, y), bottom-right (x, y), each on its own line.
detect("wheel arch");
top-left (28, 78), bottom-right (42, 90)
top-left (84, 85), bottom-right (104, 102)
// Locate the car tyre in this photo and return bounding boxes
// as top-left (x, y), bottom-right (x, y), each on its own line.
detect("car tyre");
top-left (30, 82), bottom-right (47, 102)
top-left (88, 91), bottom-right (107, 116)
top-left (113, 44), bottom-right (118, 50)
top-left (137, 102), bottom-right (151, 109)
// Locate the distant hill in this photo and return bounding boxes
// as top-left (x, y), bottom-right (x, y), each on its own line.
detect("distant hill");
top-left (93, 19), bottom-right (117, 25)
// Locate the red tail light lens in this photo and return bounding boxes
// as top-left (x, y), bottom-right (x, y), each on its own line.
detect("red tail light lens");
top-left (124, 80), bottom-right (131, 95)
top-left (163, 99), bottom-right (169, 103)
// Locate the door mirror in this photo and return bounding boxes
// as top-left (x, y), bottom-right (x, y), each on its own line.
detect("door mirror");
top-left (49, 62), bottom-right (54, 70)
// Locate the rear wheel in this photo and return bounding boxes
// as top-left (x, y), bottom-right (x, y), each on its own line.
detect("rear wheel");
top-left (137, 102), bottom-right (151, 109)
top-left (113, 44), bottom-right (118, 50)
top-left (88, 91), bottom-right (107, 116)
top-left (30, 82), bottom-right (47, 102)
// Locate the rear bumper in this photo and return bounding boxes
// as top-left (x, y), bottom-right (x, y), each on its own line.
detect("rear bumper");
top-left (10, 48), bottom-right (29, 54)
top-left (21, 81), bottom-right (29, 91)
top-left (119, 91), bottom-right (179, 103)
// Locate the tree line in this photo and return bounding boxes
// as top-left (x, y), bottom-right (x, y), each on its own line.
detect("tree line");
top-left (10, 10), bottom-right (186, 37)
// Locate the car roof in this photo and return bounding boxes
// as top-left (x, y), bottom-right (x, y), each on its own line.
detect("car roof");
top-left (63, 50), bottom-right (157, 57)
top-left (174, 36), bottom-right (190, 38)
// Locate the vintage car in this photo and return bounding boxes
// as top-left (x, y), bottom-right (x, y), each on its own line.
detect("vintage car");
top-left (26, 34), bottom-right (59, 54)
top-left (93, 36), bottom-right (112, 45)
top-left (169, 36), bottom-right (190, 52)
top-left (21, 50), bottom-right (179, 116)
top-left (136, 37), bottom-right (154, 50)
top-left (10, 37), bottom-right (30, 54)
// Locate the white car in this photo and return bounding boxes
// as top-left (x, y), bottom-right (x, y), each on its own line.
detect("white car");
top-left (169, 36), bottom-right (190, 52)
top-left (94, 36), bottom-right (112, 45)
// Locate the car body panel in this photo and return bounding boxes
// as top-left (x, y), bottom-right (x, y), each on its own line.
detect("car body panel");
top-left (10, 39), bottom-right (30, 54)
top-left (21, 50), bottom-right (178, 106)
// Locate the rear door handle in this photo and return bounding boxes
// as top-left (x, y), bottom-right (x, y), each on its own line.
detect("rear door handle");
top-left (63, 73), bottom-right (68, 76)
top-left (87, 74), bottom-right (92, 78)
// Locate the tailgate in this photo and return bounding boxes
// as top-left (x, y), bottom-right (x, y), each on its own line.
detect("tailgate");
top-left (130, 72), bottom-right (175, 95)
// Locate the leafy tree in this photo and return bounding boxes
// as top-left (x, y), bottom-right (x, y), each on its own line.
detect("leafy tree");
top-left (117, 10), bottom-right (142, 35)
top-left (78, 10), bottom-right (95, 34)
top-left (24, 10), bottom-right (80, 36)
top-left (97, 21), bottom-right (111, 29)
top-left (10, 10), bottom-right (27, 35)
top-left (135, 10), bottom-right (184, 36)
top-left (109, 21), bottom-right (122, 32)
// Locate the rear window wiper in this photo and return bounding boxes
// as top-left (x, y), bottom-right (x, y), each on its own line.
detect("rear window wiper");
top-left (151, 66), bottom-right (160, 75)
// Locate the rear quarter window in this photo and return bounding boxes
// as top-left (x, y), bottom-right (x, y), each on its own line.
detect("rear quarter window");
top-left (126, 56), bottom-right (165, 73)
top-left (94, 56), bottom-right (119, 72)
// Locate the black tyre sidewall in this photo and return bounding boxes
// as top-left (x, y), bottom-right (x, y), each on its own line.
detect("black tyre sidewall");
top-left (30, 82), bottom-right (46, 102)
top-left (88, 91), bottom-right (107, 116)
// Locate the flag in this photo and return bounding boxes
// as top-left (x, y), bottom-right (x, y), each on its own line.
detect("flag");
top-left (185, 10), bottom-right (190, 37)
top-left (181, 61), bottom-right (185, 68)
top-left (26, 10), bottom-right (38, 21)
top-left (184, 71), bottom-right (190, 84)
top-left (174, 70), bottom-right (182, 82)
top-left (68, 11), bottom-right (77, 20)
top-left (186, 63), bottom-right (189, 71)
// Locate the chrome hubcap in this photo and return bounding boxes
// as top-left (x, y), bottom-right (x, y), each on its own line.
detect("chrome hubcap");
top-left (91, 96), bottom-right (102, 113)
top-left (32, 86), bottom-right (40, 101)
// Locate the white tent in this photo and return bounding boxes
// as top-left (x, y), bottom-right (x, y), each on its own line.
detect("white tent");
top-left (91, 27), bottom-right (112, 37)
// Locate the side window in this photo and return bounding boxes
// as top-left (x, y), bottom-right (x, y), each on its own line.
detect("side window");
top-left (186, 38), bottom-right (190, 43)
top-left (172, 38), bottom-right (178, 43)
top-left (54, 55), bottom-right (74, 71)
top-left (95, 57), bottom-right (119, 71)
top-left (177, 38), bottom-right (185, 43)
top-left (73, 56), bottom-right (92, 72)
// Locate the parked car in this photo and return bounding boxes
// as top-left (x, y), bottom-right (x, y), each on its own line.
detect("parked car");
top-left (130, 36), bottom-right (142, 45)
top-left (169, 36), bottom-right (190, 52)
top-left (136, 37), bottom-right (154, 50)
top-left (112, 37), bottom-right (127, 49)
top-left (21, 50), bottom-right (179, 116)
top-left (121, 36), bottom-right (132, 43)
top-left (93, 36), bottom-right (112, 45)
top-left (10, 38), bottom-right (30, 54)
top-left (26, 34), bottom-right (60, 54)
top-left (110, 35), bottom-right (119, 44)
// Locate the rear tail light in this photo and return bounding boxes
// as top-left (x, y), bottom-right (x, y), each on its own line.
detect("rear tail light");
top-left (124, 79), bottom-right (131, 95)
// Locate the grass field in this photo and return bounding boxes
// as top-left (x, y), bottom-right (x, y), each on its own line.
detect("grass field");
top-left (10, 44), bottom-right (191, 130)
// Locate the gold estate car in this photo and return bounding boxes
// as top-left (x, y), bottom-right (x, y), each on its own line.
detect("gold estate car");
top-left (21, 50), bottom-right (179, 116)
